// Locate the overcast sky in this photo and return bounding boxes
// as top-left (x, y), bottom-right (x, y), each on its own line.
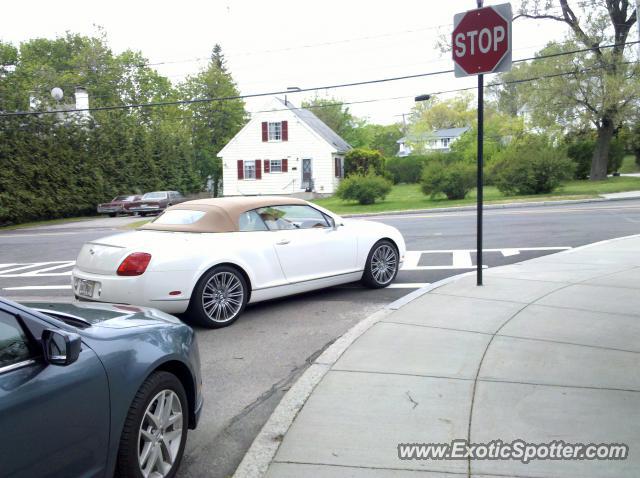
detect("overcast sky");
top-left (1, 0), bottom-right (569, 124)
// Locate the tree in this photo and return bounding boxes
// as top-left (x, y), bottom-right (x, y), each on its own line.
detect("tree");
top-left (344, 148), bottom-right (386, 176)
top-left (362, 123), bottom-right (404, 157)
top-left (408, 93), bottom-right (475, 133)
top-left (510, 0), bottom-right (638, 180)
top-left (301, 97), bottom-right (356, 142)
top-left (179, 44), bottom-right (247, 195)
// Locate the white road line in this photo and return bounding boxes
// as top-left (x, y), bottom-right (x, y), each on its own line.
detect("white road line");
top-left (387, 283), bottom-right (430, 288)
top-left (20, 261), bottom-right (76, 277)
top-left (0, 261), bottom-right (76, 278)
top-left (3, 285), bottom-right (72, 291)
top-left (452, 250), bottom-right (473, 268)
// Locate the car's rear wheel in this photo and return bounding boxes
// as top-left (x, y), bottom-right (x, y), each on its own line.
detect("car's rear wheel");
top-left (188, 265), bottom-right (248, 328)
top-left (116, 371), bottom-right (188, 478)
top-left (109, 212), bottom-right (117, 217)
top-left (362, 240), bottom-right (399, 288)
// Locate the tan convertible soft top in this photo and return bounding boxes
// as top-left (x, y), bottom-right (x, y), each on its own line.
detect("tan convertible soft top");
top-left (138, 196), bottom-right (309, 233)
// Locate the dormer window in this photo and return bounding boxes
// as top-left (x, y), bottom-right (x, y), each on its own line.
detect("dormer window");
top-left (261, 121), bottom-right (288, 142)
top-left (268, 122), bottom-right (282, 141)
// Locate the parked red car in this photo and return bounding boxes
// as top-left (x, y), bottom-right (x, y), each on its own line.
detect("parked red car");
top-left (128, 191), bottom-right (186, 216)
top-left (96, 195), bottom-right (142, 217)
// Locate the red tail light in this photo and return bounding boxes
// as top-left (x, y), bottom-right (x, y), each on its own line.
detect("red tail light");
top-left (117, 253), bottom-right (152, 276)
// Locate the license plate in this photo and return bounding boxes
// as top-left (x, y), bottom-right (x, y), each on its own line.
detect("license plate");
top-left (76, 279), bottom-right (96, 298)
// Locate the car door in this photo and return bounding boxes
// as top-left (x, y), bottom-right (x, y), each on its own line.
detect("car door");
top-left (256, 205), bottom-right (358, 283)
top-left (0, 306), bottom-right (110, 478)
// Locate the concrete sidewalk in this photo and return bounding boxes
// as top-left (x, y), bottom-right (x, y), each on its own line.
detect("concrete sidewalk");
top-left (236, 234), bottom-right (640, 478)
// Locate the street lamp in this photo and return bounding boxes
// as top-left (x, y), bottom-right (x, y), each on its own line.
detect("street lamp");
top-left (414, 94), bottom-right (431, 102)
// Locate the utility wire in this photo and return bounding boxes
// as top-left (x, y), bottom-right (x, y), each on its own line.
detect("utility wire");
top-left (2, 40), bottom-right (638, 119)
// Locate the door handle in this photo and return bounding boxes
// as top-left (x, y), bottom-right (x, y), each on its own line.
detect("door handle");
top-left (276, 239), bottom-right (290, 245)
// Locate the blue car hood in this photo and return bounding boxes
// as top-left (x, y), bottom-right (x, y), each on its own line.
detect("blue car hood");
top-left (24, 301), bottom-right (183, 329)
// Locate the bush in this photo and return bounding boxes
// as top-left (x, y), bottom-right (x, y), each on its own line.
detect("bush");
top-left (492, 136), bottom-right (574, 195)
top-left (336, 173), bottom-right (392, 205)
top-left (566, 134), bottom-right (625, 179)
top-left (344, 148), bottom-right (385, 176)
top-left (420, 160), bottom-right (476, 200)
top-left (386, 155), bottom-right (429, 184)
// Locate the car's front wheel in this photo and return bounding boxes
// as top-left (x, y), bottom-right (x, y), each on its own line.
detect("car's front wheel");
top-left (188, 265), bottom-right (248, 328)
top-left (116, 371), bottom-right (188, 478)
top-left (362, 239), bottom-right (399, 288)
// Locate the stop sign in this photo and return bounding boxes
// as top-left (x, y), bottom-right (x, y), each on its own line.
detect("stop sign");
top-left (452, 3), bottom-right (512, 77)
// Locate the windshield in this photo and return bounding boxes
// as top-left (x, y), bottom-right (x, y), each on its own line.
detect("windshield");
top-left (142, 192), bottom-right (167, 200)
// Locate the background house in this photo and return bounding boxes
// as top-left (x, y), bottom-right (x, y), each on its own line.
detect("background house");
top-left (219, 97), bottom-right (351, 197)
top-left (396, 126), bottom-right (470, 156)
top-left (28, 86), bottom-right (91, 123)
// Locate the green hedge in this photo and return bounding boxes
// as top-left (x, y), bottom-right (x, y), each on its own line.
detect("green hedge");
top-left (491, 136), bottom-right (574, 195)
top-left (336, 173), bottom-right (392, 205)
top-left (0, 115), bottom-right (201, 226)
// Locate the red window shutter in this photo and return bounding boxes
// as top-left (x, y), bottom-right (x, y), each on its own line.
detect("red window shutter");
top-left (334, 157), bottom-right (340, 178)
top-left (281, 121), bottom-right (288, 141)
top-left (237, 160), bottom-right (244, 180)
top-left (264, 160), bottom-right (270, 173)
top-left (261, 122), bottom-right (268, 142)
top-left (282, 158), bottom-right (288, 172)
top-left (256, 160), bottom-right (262, 179)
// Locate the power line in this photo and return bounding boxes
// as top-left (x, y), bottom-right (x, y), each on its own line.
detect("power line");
top-left (2, 40), bottom-right (638, 119)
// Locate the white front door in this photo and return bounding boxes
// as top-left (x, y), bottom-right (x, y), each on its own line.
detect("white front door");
top-left (256, 205), bottom-right (357, 283)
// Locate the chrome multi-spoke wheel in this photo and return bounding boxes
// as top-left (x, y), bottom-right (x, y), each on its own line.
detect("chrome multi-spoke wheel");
top-left (116, 372), bottom-right (188, 478)
top-left (202, 271), bottom-right (244, 323)
top-left (362, 240), bottom-right (399, 288)
top-left (138, 389), bottom-right (184, 478)
top-left (190, 266), bottom-right (248, 328)
top-left (371, 244), bottom-right (397, 285)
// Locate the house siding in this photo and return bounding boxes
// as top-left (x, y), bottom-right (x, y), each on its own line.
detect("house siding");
top-left (220, 101), bottom-right (340, 196)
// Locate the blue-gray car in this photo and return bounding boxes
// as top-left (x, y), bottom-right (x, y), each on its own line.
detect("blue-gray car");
top-left (0, 298), bottom-right (203, 478)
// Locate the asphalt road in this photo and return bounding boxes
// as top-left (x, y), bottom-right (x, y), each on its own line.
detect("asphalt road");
top-left (1, 199), bottom-right (640, 477)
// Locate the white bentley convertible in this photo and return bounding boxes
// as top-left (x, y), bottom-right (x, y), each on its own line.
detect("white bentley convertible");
top-left (72, 197), bottom-right (406, 328)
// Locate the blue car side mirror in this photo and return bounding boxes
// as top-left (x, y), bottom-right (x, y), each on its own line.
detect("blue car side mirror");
top-left (42, 329), bottom-right (82, 366)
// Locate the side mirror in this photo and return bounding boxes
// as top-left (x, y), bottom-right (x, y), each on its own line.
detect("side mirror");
top-left (327, 216), bottom-right (338, 230)
top-left (42, 329), bottom-right (82, 366)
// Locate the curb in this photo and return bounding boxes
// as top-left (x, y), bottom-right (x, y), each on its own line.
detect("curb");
top-left (232, 270), bottom-right (473, 478)
top-left (233, 233), bottom-right (640, 477)
top-left (340, 193), bottom-right (640, 218)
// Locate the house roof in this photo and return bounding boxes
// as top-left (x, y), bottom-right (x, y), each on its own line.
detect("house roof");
top-left (398, 126), bottom-right (470, 143)
top-left (276, 98), bottom-right (351, 153)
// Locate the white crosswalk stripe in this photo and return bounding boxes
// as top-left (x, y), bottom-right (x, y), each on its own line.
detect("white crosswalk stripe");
top-left (0, 261), bottom-right (76, 277)
top-left (1, 247), bottom-right (571, 292)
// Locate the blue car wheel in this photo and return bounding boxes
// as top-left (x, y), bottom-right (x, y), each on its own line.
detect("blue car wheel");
top-left (116, 371), bottom-right (188, 478)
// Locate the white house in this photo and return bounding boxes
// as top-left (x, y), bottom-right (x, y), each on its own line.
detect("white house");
top-left (219, 97), bottom-right (351, 197)
top-left (29, 86), bottom-right (91, 123)
top-left (396, 127), bottom-right (470, 156)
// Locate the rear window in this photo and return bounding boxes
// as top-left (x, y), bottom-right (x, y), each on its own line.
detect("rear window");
top-left (153, 210), bottom-right (206, 225)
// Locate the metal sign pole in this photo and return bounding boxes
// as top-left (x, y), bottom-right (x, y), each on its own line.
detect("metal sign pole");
top-left (477, 72), bottom-right (483, 286)
top-left (476, 0), bottom-right (484, 286)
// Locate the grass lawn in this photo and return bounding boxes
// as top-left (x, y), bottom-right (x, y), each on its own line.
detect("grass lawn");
top-left (619, 155), bottom-right (640, 174)
top-left (313, 176), bottom-right (640, 215)
top-left (0, 216), bottom-right (96, 231)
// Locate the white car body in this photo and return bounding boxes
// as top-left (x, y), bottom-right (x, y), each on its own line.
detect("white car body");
top-left (72, 202), bottom-right (406, 314)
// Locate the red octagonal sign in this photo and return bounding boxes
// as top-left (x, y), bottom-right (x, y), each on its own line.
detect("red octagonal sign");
top-left (452, 3), bottom-right (512, 77)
